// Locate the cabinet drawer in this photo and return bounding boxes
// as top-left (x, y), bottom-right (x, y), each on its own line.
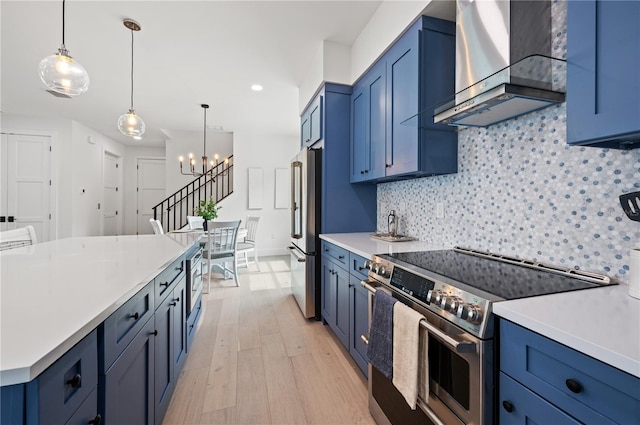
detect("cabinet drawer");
top-left (321, 241), bottom-right (348, 267)
top-left (65, 386), bottom-right (98, 425)
top-left (26, 330), bottom-right (98, 425)
top-left (186, 295), bottom-right (202, 352)
top-left (500, 319), bottom-right (640, 424)
top-left (101, 282), bottom-right (154, 372)
top-left (155, 257), bottom-right (185, 305)
top-left (499, 372), bottom-right (580, 425)
top-left (349, 252), bottom-right (369, 280)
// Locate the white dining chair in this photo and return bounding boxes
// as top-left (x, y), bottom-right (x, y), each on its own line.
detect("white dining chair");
top-left (187, 215), bottom-right (205, 230)
top-left (202, 219), bottom-right (241, 291)
top-left (149, 218), bottom-right (164, 235)
top-left (0, 225), bottom-right (38, 251)
top-left (236, 216), bottom-right (260, 271)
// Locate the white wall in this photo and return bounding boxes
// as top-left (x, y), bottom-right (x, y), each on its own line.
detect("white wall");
top-left (216, 130), bottom-right (299, 257)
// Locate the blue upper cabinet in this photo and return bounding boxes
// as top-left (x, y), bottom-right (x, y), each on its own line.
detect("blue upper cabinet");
top-left (350, 16), bottom-right (458, 183)
top-left (351, 61), bottom-right (386, 182)
top-left (301, 93), bottom-right (323, 147)
top-left (567, 0), bottom-right (640, 149)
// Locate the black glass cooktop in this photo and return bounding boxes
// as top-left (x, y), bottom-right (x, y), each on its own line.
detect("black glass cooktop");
top-left (380, 250), bottom-right (603, 300)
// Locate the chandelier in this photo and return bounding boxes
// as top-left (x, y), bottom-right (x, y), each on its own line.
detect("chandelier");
top-left (179, 104), bottom-right (229, 177)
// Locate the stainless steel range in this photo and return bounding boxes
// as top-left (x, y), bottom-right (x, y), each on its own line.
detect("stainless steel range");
top-left (361, 246), bottom-right (613, 425)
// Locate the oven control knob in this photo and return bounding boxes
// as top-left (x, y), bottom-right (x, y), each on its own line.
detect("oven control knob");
top-left (364, 260), bottom-right (374, 271)
top-left (443, 296), bottom-right (463, 313)
top-left (378, 266), bottom-right (391, 278)
top-left (427, 290), bottom-right (444, 306)
top-left (457, 303), bottom-right (483, 324)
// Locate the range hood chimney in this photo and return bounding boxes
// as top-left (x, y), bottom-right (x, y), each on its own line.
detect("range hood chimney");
top-left (433, 0), bottom-right (566, 127)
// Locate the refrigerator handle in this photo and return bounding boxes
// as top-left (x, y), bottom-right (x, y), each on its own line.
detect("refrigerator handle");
top-left (288, 246), bottom-right (306, 262)
top-left (291, 161), bottom-right (302, 239)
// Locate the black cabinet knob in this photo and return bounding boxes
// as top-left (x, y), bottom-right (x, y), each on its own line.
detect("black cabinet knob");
top-left (170, 302), bottom-right (177, 307)
top-left (88, 414), bottom-right (102, 425)
top-left (502, 400), bottom-right (514, 413)
top-left (175, 297), bottom-right (180, 302)
top-left (160, 281), bottom-right (169, 288)
top-left (151, 330), bottom-right (158, 336)
top-left (565, 379), bottom-right (583, 393)
top-left (338, 255), bottom-right (344, 259)
top-left (66, 373), bottom-right (82, 389)
top-left (129, 312), bottom-right (139, 320)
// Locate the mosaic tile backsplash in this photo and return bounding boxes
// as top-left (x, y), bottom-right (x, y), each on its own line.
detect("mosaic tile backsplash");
top-left (377, 1), bottom-right (639, 283)
top-left (377, 104), bottom-right (640, 283)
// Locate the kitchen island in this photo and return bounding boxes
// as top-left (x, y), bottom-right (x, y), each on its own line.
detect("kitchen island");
top-left (0, 233), bottom-right (201, 424)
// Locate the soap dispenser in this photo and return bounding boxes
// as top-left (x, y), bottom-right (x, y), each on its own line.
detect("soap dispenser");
top-left (388, 210), bottom-right (397, 237)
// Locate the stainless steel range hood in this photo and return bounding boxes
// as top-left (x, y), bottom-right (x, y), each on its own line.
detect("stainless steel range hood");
top-left (433, 0), bottom-right (566, 127)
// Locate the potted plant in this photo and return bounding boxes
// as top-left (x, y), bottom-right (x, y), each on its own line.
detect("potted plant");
top-left (194, 197), bottom-right (221, 230)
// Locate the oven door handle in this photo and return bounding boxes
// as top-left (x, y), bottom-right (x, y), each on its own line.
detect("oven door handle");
top-left (360, 280), bottom-right (476, 354)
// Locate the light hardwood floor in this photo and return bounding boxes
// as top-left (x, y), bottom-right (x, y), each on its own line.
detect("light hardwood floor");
top-left (162, 256), bottom-right (375, 425)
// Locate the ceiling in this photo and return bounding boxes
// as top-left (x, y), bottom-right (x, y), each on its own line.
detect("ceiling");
top-left (1, 1), bottom-right (387, 146)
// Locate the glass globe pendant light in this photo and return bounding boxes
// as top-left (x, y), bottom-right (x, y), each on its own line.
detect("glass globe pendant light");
top-left (38, 0), bottom-right (89, 96)
top-left (117, 19), bottom-right (145, 139)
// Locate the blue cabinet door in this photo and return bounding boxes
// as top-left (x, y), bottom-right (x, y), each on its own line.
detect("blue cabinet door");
top-left (567, 0), bottom-right (640, 148)
top-left (350, 63), bottom-right (386, 182)
top-left (321, 258), bottom-right (336, 325)
top-left (154, 293), bottom-right (175, 425)
top-left (386, 26), bottom-right (419, 177)
top-left (333, 265), bottom-right (350, 349)
top-left (102, 318), bottom-right (155, 425)
top-left (349, 275), bottom-right (369, 376)
top-left (350, 84), bottom-right (369, 183)
top-left (309, 95), bottom-right (323, 145)
top-left (172, 277), bottom-right (187, 376)
top-left (301, 111), bottom-right (310, 147)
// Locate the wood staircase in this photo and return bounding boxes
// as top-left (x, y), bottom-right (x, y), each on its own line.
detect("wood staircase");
top-left (152, 156), bottom-right (234, 233)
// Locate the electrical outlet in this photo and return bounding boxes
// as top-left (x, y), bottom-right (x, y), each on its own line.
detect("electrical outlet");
top-left (436, 202), bottom-right (445, 219)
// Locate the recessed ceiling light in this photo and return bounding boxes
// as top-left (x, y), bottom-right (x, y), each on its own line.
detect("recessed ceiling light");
top-left (251, 84), bottom-right (263, 91)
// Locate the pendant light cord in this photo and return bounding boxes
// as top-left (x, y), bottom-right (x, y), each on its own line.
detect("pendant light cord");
top-left (130, 29), bottom-right (135, 110)
top-left (61, 0), bottom-right (66, 46)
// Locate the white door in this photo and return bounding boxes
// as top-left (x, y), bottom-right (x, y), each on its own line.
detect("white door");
top-left (137, 158), bottom-right (166, 234)
top-left (0, 133), bottom-right (51, 241)
top-left (103, 151), bottom-right (122, 236)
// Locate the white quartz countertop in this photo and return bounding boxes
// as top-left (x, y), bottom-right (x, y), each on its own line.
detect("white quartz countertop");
top-left (320, 232), bottom-right (446, 259)
top-left (494, 284), bottom-right (640, 378)
top-left (0, 233), bottom-right (200, 386)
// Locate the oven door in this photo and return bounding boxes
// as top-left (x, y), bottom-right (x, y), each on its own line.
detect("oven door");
top-left (362, 280), bottom-right (492, 425)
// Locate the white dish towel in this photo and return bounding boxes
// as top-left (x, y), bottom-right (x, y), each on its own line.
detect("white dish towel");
top-left (392, 301), bottom-right (425, 410)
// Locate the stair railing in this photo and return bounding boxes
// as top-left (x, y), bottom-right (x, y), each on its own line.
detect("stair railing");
top-left (152, 155), bottom-right (234, 233)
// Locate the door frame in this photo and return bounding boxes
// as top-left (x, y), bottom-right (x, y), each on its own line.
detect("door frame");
top-left (0, 129), bottom-right (58, 241)
top-left (102, 149), bottom-right (123, 236)
top-left (136, 156), bottom-right (166, 235)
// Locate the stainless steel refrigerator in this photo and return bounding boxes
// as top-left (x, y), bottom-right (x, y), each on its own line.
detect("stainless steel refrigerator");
top-left (289, 147), bottom-right (321, 319)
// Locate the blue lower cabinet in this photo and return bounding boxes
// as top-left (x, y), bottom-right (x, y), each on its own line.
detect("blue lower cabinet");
top-left (172, 278), bottom-right (187, 378)
top-left (65, 387), bottom-right (100, 425)
top-left (499, 319), bottom-right (640, 424)
top-left (499, 372), bottom-right (580, 425)
top-left (26, 330), bottom-right (98, 425)
top-left (321, 244), bottom-right (371, 377)
top-left (186, 295), bottom-right (202, 352)
top-left (1, 384), bottom-right (24, 424)
top-left (102, 318), bottom-right (155, 425)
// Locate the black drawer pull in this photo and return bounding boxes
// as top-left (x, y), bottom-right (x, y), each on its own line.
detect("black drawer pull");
top-left (151, 330), bottom-right (158, 336)
top-left (175, 297), bottom-right (180, 302)
top-left (170, 302), bottom-right (177, 307)
top-left (129, 312), bottom-right (139, 320)
top-left (338, 255), bottom-right (345, 259)
top-left (175, 265), bottom-right (183, 272)
top-left (565, 379), bottom-right (582, 393)
top-left (66, 373), bottom-right (82, 389)
top-left (502, 400), bottom-right (514, 413)
top-left (160, 281), bottom-right (169, 288)
top-left (88, 414), bottom-right (102, 425)
top-left (358, 266), bottom-right (364, 271)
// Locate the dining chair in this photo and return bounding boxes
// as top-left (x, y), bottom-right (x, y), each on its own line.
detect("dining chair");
top-left (187, 215), bottom-right (205, 230)
top-left (202, 219), bottom-right (241, 291)
top-left (149, 218), bottom-right (164, 235)
top-left (236, 216), bottom-right (260, 271)
top-left (0, 225), bottom-right (38, 251)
